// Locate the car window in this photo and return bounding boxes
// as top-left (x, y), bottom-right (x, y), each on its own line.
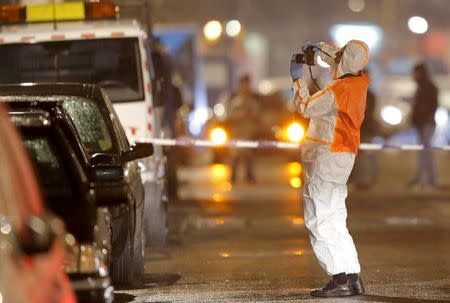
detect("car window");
top-left (23, 136), bottom-right (73, 200)
top-left (62, 98), bottom-right (115, 155)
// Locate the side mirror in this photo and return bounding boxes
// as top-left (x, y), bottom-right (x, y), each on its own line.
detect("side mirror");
top-left (20, 216), bottom-right (56, 255)
top-left (91, 164), bottom-right (129, 207)
top-left (123, 142), bottom-right (153, 162)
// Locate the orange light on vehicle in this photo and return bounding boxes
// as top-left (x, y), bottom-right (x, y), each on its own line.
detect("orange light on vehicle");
top-left (85, 1), bottom-right (119, 20)
top-left (0, 5), bottom-right (26, 24)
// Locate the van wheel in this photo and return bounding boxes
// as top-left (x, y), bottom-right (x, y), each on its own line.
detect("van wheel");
top-left (145, 182), bottom-right (168, 246)
top-left (134, 231), bottom-right (145, 278)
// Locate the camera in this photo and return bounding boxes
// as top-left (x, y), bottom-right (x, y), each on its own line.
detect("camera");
top-left (293, 45), bottom-right (316, 66)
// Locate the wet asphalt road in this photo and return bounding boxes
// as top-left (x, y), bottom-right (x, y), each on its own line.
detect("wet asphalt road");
top-left (116, 157), bottom-right (450, 303)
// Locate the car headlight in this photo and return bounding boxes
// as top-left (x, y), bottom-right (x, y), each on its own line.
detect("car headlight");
top-left (210, 127), bottom-right (228, 145)
top-left (286, 122), bottom-right (305, 143)
top-left (381, 105), bottom-right (403, 126)
top-left (64, 233), bottom-right (104, 275)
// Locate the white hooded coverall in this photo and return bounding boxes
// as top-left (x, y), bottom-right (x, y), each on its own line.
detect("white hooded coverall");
top-left (291, 40), bottom-right (369, 275)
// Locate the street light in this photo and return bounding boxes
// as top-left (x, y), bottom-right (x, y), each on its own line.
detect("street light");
top-left (408, 16), bottom-right (428, 34)
top-left (348, 0), bottom-right (365, 13)
top-left (225, 20), bottom-right (241, 37)
top-left (203, 20), bottom-right (223, 41)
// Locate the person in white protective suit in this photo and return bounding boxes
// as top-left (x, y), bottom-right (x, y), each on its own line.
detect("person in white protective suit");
top-left (290, 40), bottom-right (369, 297)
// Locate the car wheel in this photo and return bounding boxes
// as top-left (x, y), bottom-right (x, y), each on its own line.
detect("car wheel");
top-left (111, 228), bottom-right (134, 285)
top-left (144, 181), bottom-right (168, 246)
top-left (110, 205), bottom-right (135, 285)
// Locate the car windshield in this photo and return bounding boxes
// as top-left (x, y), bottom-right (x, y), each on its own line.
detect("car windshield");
top-left (23, 136), bottom-right (73, 200)
top-left (61, 97), bottom-right (115, 155)
top-left (0, 38), bottom-right (144, 103)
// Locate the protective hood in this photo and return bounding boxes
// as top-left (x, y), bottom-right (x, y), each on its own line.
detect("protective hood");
top-left (319, 40), bottom-right (369, 79)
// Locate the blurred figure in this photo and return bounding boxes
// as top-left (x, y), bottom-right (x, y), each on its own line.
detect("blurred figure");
top-left (352, 69), bottom-right (379, 189)
top-left (228, 74), bottom-right (260, 184)
top-left (409, 63), bottom-right (438, 188)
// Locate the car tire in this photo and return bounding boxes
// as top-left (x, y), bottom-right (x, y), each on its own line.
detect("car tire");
top-left (144, 181), bottom-right (168, 246)
top-left (111, 228), bottom-right (134, 285)
top-left (110, 205), bottom-right (135, 285)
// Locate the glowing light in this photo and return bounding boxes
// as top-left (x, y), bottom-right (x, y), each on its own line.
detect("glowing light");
top-left (435, 107), bottom-right (449, 127)
top-left (331, 24), bottom-right (383, 50)
top-left (213, 193), bottom-right (225, 202)
top-left (408, 16), bottom-right (428, 34)
top-left (348, 0), bottom-right (365, 12)
top-left (290, 177), bottom-right (303, 189)
top-left (214, 218), bottom-right (225, 225)
top-left (291, 217), bottom-right (304, 225)
top-left (381, 105), bottom-right (403, 126)
top-left (317, 55), bottom-right (330, 68)
top-left (210, 127), bottom-right (228, 145)
top-left (221, 252), bottom-right (230, 258)
top-left (293, 250), bottom-right (303, 256)
top-left (211, 164), bottom-right (230, 182)
top-left (287, 122), bottom-right (305, 143)
top-left (258, 80), bottom-right (274, 95)
top-left (225, 20), bottom-right (241, 37)
top-left (213, 103), bottom-right (226, 117)
top-left (203, 20), bottom-right (223, 41)
top-left (0, 223), bottom-right (11, 235)
top-left (287, 162), bottom-right (302, 176)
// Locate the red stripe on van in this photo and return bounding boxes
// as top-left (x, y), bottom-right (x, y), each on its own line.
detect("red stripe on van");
top-left (51, 34), bottom-right (65, 41)
top-left (111, 32), bottom-right (125, 37)
top-left (21, 36), bottom-right (34, 42)
top-left (81, 33), bottom-right (96, 39)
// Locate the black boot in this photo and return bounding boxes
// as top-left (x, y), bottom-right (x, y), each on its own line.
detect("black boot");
top-left (310, 273), bottom-right (352, 297)
top-left (347, 273), bottom-right (365, 295)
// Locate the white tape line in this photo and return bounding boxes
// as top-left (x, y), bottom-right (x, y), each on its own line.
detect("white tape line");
top-left (193, 140), bottom-right (216, 147)
top-left (235, 140), bottom-right (259, 148)
top-left (275, 142), bottom-right (301, 149)
top-left (401, 144), bottom-right (424, 151)
top-left (136, 138), bottom-right (450, 151)
top-left (359, 143), bottom-right (383, 151)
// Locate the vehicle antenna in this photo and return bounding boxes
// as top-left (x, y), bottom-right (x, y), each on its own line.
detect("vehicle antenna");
top-left (53, 0), bottom-right (57, 30)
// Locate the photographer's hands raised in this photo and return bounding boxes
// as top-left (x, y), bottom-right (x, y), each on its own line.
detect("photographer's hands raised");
top-left (290, 56), bottom-right (304, 81)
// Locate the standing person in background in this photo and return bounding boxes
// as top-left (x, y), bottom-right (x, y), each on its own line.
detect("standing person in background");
top-left (228, 74), bottom-right (260, 184)
top-left (352, 69), bottom-right (378, 189)
top-left (409, 63), bottom-right (438, 188)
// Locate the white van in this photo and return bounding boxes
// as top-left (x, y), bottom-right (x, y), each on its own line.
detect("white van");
top-left (0, 1), bottom-right (168, 244)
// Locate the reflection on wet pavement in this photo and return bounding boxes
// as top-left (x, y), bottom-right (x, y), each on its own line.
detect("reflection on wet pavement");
top-left (119, 157), bottom-right (450, 302)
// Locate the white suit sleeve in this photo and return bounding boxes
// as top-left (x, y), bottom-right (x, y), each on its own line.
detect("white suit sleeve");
top-left (291, 79), bottom-right (335, 118)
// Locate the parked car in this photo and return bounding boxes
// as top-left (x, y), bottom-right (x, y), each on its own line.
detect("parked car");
top-left (0, 83), bottom-right (153, 285)
top-left (0, 103), bottom-right (76, 303)
top-left (10, 106), bottom-right (114, 302)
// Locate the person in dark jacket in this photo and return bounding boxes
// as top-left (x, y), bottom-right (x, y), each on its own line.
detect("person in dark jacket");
top-left (352, 69), bottom-right (378, 189)
top-left (409, 63), bottom-right (438, 187)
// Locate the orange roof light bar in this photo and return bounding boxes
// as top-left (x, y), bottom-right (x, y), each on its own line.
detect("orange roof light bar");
top-left (0, 1), bottom-right (118, 25)
top-left (85, 1), bottom-right (119, 20)
top-left (0, 5), bottom-right (26, 24)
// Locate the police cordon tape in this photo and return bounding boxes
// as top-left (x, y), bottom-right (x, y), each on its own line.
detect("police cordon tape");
top-left (137, 138), bottom-right (450, 151)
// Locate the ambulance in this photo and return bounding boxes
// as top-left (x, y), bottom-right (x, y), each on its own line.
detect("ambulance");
top-left (0, 1), bottom-right (168, 245)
